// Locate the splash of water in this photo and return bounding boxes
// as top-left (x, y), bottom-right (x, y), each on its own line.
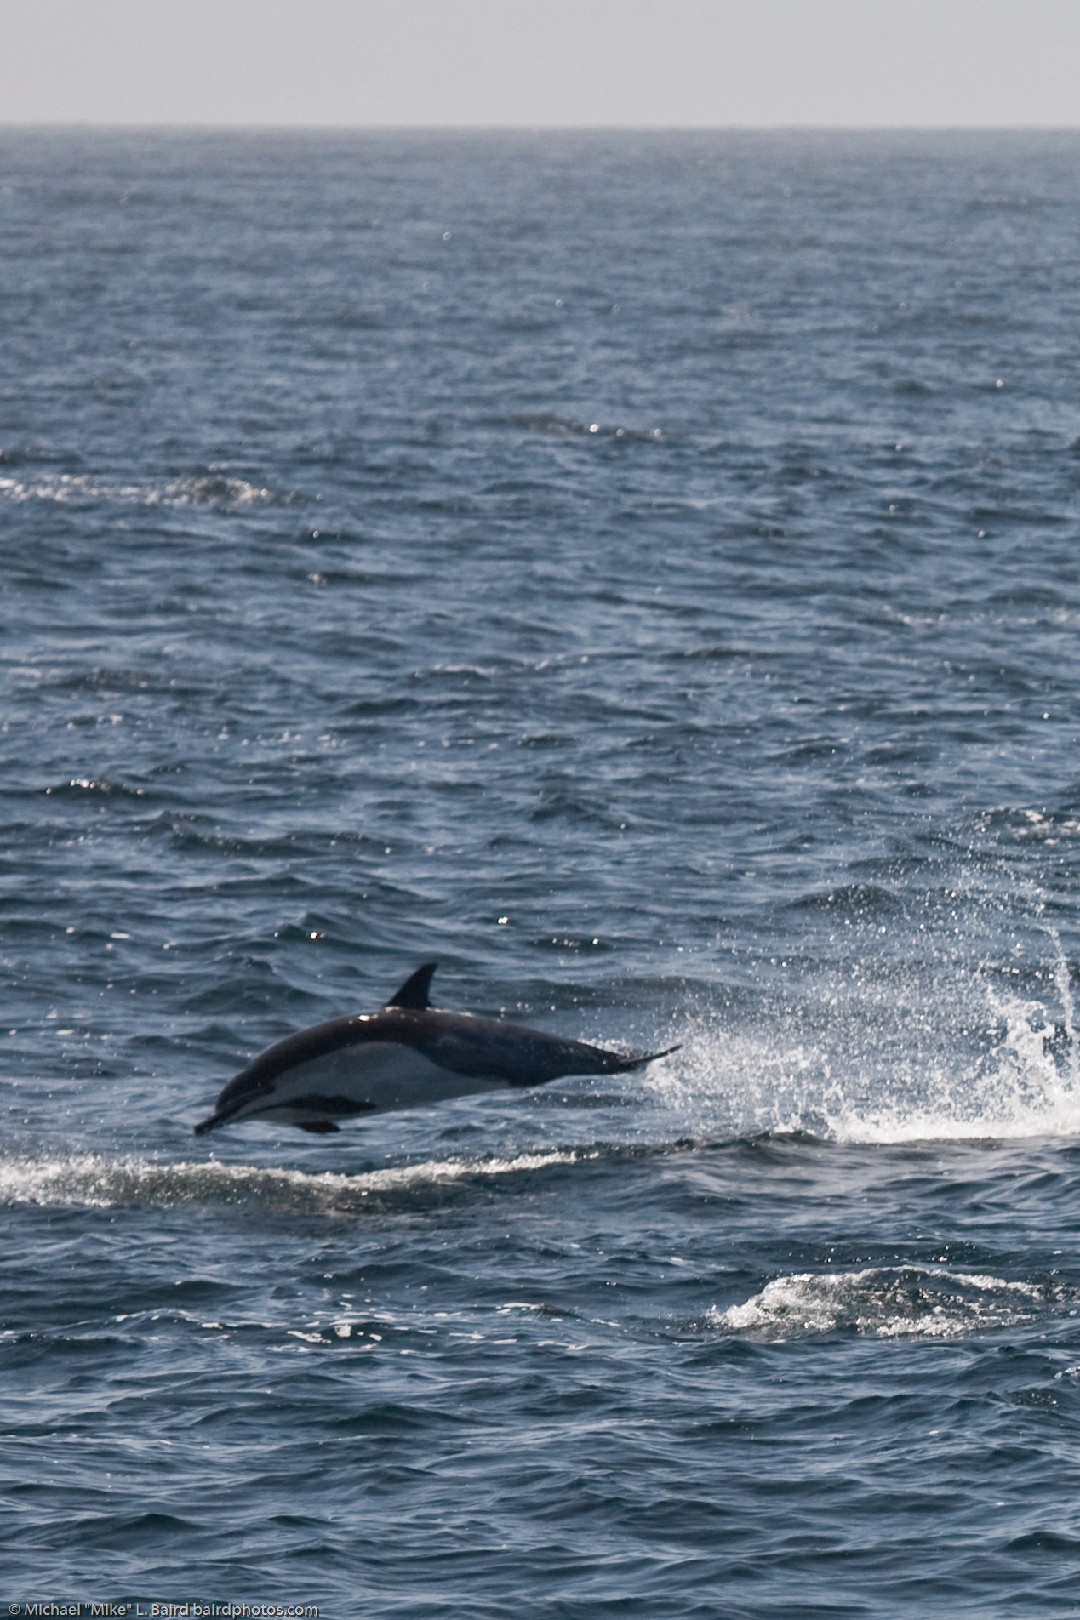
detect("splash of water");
top-left (645, 936), bottom-right (1080, 1145)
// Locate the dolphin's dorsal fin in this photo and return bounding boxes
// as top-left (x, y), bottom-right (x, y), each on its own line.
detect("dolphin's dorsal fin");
top-left (386, 962), bottom-right (437, 1011)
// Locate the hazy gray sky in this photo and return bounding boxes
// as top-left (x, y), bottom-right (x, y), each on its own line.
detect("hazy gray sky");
top-left (4, 0), bottom-right (1080, 128)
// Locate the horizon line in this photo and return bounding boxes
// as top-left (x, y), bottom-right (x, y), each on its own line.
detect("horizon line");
top-left (3, 121), bottom-right (1080, 134)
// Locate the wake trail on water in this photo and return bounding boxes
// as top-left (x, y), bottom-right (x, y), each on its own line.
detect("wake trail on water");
top-left (6, 982), bottom-right (1080, 1215)
top-left (7, 863), bottom-right (1080, 1211)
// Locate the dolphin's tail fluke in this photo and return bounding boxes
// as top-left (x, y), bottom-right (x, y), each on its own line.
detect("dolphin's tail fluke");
top-left (621, 1043), bottom-right (681, 1071)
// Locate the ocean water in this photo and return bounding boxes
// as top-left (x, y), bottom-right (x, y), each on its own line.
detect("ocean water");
top-left (3, 128), bottom-right (1080, 1615)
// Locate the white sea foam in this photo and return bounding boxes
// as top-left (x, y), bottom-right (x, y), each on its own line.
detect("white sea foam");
top-left (710, 1266), bottom-right (1058, 1340)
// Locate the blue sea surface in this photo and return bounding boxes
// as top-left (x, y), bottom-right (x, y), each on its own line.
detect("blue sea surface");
top-left (3, 129), bottom-right (1080, 1615)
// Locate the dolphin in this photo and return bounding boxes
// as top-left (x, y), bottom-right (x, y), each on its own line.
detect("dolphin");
top-left (193, 962), bottom-right (678, 1135)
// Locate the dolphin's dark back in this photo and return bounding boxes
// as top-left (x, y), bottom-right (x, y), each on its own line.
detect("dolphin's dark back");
top-left (387, 1009), bottom-right (653, 1086)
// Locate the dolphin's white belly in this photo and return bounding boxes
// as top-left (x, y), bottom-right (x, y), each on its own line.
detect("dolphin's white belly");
top-left (258, 1041), bottom-right (508, 1119)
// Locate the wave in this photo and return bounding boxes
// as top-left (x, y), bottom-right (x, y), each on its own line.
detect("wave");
top-left (0, 471), bottom-right (280, 511)
top-left (709, 1265), bottom-right (1064, 1340)
top-left (0, 1146), bottom-right (590, 1216)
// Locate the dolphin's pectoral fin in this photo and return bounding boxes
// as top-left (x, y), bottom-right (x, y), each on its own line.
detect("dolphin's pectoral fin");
top-left (290, 1093), bottom-right (377, 1131)
top-left (386, 961), bottom-right (437, 1011)
top-left (290, 1093), bottom-right (380, 1119)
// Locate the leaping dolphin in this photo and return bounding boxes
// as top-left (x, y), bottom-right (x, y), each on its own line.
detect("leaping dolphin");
top-left (193, 962), bottom-right (678, 1136)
